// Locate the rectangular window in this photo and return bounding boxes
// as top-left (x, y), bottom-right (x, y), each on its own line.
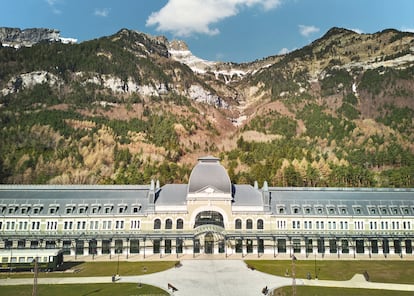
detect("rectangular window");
top-left (115, 239), bottom-right (123, 254)
top-left (46, 221), bottom-right (57, 230)
top-left (329, 239), bottom-right (337, 253)
top-left (235, 239), bottom-right (243, 253)
top-left (115, 220), bottom-right (124, 229)
top-left (293, 239), bottom-right (301, 253)
top-left (246, 239), bottom-right (253, 253)
top-left (165, 239), bottom-right (172, 254)
top-left (130, 239), bottom-right (140, 254)
top-left (193, 239), bottom-right (200, 253)
top-left (77, 221), bottom-right (86, 230)
top-left (63, 241), bottom-right (71, 255)
top-left (277, 239), bottom-right (286, 253)
top-left (130, 220), bottom-right (140, 229)
top-left (31, 221), bottom-right (40, 230)
top-left (306, 239), bottom-right (313, 253)
top-left (153, 240), bottom-right (161, 254)
top-left (102, 240), bottom-right (111, 254)
top-left (341, 240), bottom-right (349, 254)
top-left (176, 239), bottom-right (183, 254)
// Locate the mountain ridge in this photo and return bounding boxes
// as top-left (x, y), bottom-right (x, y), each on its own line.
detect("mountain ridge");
top-left (0, 26), bottom-right (413, 187)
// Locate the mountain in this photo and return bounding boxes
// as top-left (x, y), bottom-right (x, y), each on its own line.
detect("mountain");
top-left (0, 27), bottom-right (413, 187)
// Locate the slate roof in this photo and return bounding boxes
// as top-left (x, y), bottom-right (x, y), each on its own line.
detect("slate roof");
top-left (269, 187), bottom-right (414, 216)
top-left (0, 185), bottom-right (149, 216)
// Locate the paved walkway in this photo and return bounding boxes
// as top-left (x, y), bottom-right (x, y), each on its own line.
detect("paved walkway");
top-left (1, 260), bottom-right (414, 295)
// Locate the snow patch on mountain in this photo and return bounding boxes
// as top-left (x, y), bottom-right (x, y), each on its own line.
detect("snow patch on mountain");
top-left (168, 40), bottom-right (247, 83)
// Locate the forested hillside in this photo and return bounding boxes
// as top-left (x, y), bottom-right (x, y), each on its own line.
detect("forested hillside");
top-left (0, 27), bottom-right (413, 187)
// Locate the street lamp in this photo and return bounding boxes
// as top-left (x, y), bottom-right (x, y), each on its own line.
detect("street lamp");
top-left (116, 248), bottom-right (121, 276)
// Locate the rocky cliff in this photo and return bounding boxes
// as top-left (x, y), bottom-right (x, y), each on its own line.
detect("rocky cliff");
top-left (0, 27), bottom-right (76, 48)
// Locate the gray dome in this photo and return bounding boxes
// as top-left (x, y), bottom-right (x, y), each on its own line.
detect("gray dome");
top-left (188, 156), bottom-right (232, 194)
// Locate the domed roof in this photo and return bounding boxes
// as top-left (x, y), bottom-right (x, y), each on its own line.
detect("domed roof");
top-left (188, 156), bottom-right (232, 194)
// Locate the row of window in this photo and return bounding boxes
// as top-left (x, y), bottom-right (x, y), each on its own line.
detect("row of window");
top-left (4, 238), bottom-right (412, 256)
top-left (276, 220), bottom-right (412, 231)
top-left (235, 219), bottom-right (264, 230)
top-left (152, 218), bottom-right (265, 230)
top-left (0, 220), bottom-right (141, 231)
top-left (278, 205), bottom-right (413, 216)
top-left (0, 204), bottom-right (142, 215)
top-left (154, 218), bottom-right (183, 230)
top-left (2, 219), bottom-right (413, 232)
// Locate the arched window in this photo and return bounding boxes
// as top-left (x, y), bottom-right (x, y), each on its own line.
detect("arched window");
top-left (154, 218), bottom-right (161, 230)
top-left (194, 211), bottom-right (224, 228)
top-left (165, 219), bottom-right (173, 229)
top-left (235, 219), bottom-right (242, 229)
top-left (257, 219), bottom-right (264, 230)
top-left (246, 219), bottom-right (253, 229)
top-left (176, 218), bottom-right (184, 229)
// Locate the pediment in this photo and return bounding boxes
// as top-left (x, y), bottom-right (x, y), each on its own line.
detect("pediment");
top-left (196, 185), bottom-right (223, 194)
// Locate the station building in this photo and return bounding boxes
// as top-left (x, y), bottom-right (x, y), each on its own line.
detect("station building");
top-left (0, 156), bottom-right (413, 259)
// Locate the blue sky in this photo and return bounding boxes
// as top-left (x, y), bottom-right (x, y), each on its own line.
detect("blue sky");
top-left (1, 0), bottom-right (413, 63)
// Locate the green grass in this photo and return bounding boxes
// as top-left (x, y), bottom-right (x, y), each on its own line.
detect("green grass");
top-left (272, 286), bottom-right (414, 296)
top-left (0, 283), bottom-right (168, 296)
top-left (245, 260), bottom-right (414, 284)
top-left (0, 261), bottom-right (178, 279)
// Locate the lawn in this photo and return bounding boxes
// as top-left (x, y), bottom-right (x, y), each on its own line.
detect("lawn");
top-left (0, 261), bottom-right (178, 279)
top-left (0, 283), bottom-right (168, 296)
top-left (271, 286), bottom-right (414, 296)
top-left (245, 260), bottom-right (414, 284)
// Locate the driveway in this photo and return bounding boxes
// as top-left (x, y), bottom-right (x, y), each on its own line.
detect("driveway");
top-left (119, 260), bottom-right (293, 295)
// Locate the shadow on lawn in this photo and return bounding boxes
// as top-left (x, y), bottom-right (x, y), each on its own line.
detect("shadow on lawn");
top-left (55, 261), bottom-right (85, 272)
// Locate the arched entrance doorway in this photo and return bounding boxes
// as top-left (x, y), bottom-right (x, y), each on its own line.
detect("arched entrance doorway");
top-left (205, 233), bottom-right (214, 254)
top-left (194, 225), bottom-right (226, 255)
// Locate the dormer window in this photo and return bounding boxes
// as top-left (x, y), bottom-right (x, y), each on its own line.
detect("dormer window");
top-left (304, 207), bottom-right (311, 214)
top-left (49, 204), bottom-right (59, 215)
top-left (132, 204), bottom-right (142, 213)
top-left (369, 207), bottom-right (376, 215)
top-left (328, 207), bottom-right (335, 215)
top-left (91, 205), bottom-right (100, 214)
top-left (78, 204), bottom-right (88, 214)
top-left (380, 207), bottom-right (388, 215)
top-left (353, 206), bottom-right (362, 215)
top-left (7, 204), bottom-right (18, 214)
top-left (65, 204), bottom-right (75, 214)
top-left (291, 205), bottom-right (300, 214)
top-left (277, 206), bottom-right (286, 214)
top-left (338, 206), bottom-right (348, 215)
top-left (315, 207), bottom-right (323, 214)
top-left (118, 204), bottom-right (127, 214)
top-left (104, 205), bottom-right (113, 214)
top-left (32, 204), bottom-right (43, 215)
top-left (21, 204), bottom-right (31, 215)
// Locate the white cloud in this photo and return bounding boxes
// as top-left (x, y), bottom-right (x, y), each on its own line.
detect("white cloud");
top-left (298, 25), bottom-right (320, 37)
top-left (46, 0), bottom-right (58, 5)
top-left (94, 8), bottom-right (110, 17)
top-left (401, 26), bottom-right (414, 33)
top-left (45, 0), bottom-right (62, 14)
top-left (146, 0), bottom-right (281, 37)
top-left (278, 48), bottom-right (290, 55)
top-left (350, 28), bottom-right (363, 34)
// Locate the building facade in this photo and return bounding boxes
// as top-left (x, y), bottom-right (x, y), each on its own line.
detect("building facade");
top-left (1, 156), bottom-right (413, 259)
